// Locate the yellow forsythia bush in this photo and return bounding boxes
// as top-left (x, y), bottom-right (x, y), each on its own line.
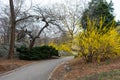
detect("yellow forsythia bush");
top-left (49, 42), bottom-right (71, 53)
top-left (74, 18), bottom-right (120, 63)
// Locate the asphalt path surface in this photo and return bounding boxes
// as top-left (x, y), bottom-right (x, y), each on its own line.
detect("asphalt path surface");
top-left (0, 56), bottom-right (73, 80)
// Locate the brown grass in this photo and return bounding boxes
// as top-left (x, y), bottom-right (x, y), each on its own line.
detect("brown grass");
top-left (51, 57), bottom-right (120, 80)
top-left (0, 59), bottom-right (35, 74)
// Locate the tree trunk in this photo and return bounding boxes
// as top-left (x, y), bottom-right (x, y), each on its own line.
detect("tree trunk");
top-left (8, 0), bottom-right (16, 59)
top-left (29, 38), bottom-right (36, 50)
top-left (28, 22), bottom-right (49, 50)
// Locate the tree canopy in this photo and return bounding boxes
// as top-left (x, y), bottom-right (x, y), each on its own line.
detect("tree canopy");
top-left (81, 0), bottom-right (116, 29)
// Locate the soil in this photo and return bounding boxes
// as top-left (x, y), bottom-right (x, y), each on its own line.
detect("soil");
top-left (0, 59), bottom-right (35, 74)
top-left (51, 57), bottom-right (120, 80)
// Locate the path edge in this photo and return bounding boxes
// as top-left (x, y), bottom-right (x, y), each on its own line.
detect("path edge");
top-left (48, 61), bottom-right (65, 80)
top-left (0, 61), bottom-right (39, 77)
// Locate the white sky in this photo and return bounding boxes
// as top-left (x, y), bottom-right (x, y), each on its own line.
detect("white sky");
top-left (32, 0), bottom-right (120, 21)
top-left (0, 0), bottom-right (120, 21)
top-left (112, 0), bottom-right (120, 20)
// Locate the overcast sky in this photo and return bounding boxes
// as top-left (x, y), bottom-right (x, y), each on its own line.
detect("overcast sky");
top-left (0, 0), bottom-right (120, 20)
top-left (32, 0), bottom-right (120, 21)
top-left (112, 0), bottom-right (120, 20)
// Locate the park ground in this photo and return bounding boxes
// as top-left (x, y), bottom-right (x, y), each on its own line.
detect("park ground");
top-left (51, 57), bottom-right (120, 80)
top-left (0, 59), bottom-right (35, 74)
top-left (0, 57), bottom-right (59, 74)
top-left (0, 57), bottom-right (73, 80)
top-left (0, 57), bottom-right (120, 80)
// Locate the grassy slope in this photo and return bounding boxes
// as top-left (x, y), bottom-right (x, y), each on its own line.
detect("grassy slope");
top-left (79, 70), bottom-right (120, 80)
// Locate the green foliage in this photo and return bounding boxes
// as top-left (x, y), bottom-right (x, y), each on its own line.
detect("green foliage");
top-left (74, 19), bottom-right (120, 63)
top-left (16, 45), bottom-right (59, 60)
top-left (116, 20), bottom-right (120, 26)
top-left (81, 0), bottom-right (116, 29)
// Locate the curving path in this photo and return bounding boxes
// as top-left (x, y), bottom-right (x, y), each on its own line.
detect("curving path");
top-left (0, 56), bottom-right (73, 80)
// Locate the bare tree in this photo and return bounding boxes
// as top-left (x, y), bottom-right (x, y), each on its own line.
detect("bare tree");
top-left (50, 0), bottom-right (88, 47)
top-left (8, 0), bottom-right (16, 59)
top-left (0, 5), bottom-right (11, 44)
top-left (0, 0), bottom-right (32, 44)
top-left (20, 5), bottom-right (66, 50)
top-left (7, 0), bottom-right (32, 59)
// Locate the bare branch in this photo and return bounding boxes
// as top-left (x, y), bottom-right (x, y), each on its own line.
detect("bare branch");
top-left (16, 15), bottom-right (33, 23)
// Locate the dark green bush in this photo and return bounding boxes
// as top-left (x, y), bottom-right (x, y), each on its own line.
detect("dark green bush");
top-left (16, 45), bottom-right (59, 60)
top-left (16, 46), bottom-right (30, 60)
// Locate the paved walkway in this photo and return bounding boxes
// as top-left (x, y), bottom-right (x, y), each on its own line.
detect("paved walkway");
top-left (0, 56), bottom-right (73, 80)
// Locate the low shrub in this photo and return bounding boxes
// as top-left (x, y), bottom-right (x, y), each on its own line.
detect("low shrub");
top-left (16, 45), bottom-right (59, 60)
